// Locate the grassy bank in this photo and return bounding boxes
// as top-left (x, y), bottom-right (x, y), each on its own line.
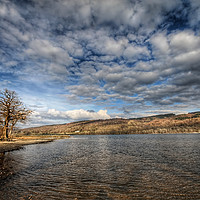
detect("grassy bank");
top-left (0, 135), bottom-right (70, 153)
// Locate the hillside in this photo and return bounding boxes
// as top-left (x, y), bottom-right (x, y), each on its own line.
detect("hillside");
top-left (16, 112), bottom-right (200, 135)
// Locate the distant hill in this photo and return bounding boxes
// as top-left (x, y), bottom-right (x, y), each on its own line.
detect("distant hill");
top-left (16, 112), bottom-right (200, 135)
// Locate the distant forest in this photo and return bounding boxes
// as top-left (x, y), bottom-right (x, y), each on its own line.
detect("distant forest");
top-left (16, 112), bottom-right (200, 135)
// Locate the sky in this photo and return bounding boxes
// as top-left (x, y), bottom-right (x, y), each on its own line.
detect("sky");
top-left (0, 0), bottom-right (200, 127)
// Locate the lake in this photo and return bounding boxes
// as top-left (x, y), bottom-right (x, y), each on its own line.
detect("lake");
top-left (0, 134), bottom-right (200, 199)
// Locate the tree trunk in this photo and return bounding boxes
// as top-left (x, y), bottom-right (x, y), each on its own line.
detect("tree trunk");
top-left (1, 118), bottom-right (9, 140)
top-left (8, 124), bottom-right (14, 140)
top-left (1, 126), bottom-right (8, 140)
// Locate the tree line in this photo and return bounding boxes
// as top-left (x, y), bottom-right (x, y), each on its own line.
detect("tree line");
top-left (0, 89), bottom-right (32, 140)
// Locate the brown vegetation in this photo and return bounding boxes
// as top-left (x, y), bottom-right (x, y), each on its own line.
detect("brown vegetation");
top-left (0, 135), bottom-right (70, 153)
top-left (16, 112), bottom-right (200, 135)
top-left (0, 89), bottom-right (32, 140)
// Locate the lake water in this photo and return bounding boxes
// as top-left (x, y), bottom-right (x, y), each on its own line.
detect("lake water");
top-left (0, 134), bottom-right (200, 200)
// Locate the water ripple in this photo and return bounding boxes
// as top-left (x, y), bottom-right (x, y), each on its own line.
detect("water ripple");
top-left (0, 134), bottom-right (200, 199)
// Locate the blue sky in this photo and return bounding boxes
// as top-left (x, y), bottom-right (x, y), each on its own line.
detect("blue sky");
top-left (0, 0), bottom-right (200, 127)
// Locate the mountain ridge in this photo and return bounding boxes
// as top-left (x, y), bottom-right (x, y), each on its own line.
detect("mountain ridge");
top-left (16, 112), bottom-right (200, 135)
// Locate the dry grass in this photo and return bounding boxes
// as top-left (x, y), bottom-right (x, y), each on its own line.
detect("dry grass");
top-left (16, 112), bottom-right (200, 135)
top-left (0, 135), bottom-right (70, 153)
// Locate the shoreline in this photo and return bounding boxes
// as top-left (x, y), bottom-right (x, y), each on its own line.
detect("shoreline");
top-left (0, 135), bottom-right (70, 153)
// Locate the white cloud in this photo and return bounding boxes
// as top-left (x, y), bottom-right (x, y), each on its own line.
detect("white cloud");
top-left (136, 71), bottom-right (159, 84)
top-left (104, 73), bottom-right (123, 83)
top-left (26, 39), bottom-right (73, 65)
top-left (4, 61), bottom-right (18, 68)
top-left (189, 0), bottom-right (200, 27)
top-left (67, 85), bottom-right (104, 97)
top-left (151, 33), bottom-right (170, 56)
top-left (47, 109), bottom-right (111, 120)
top-left (62, 38), bottom-right (84, 58)
top-left (174, 49), bottom-right (200, 67)
top-left (0, 4), bottom-right (7, 16)
top-left (0, 80), bottom-right (11, 87)
top-left (87, 35), bottom-right (128, 57)
top-left (170, 31), bottom-right (200, 54)
top-left (105, 37), bottom-right (128, 56)
top-left (48, 63), bottom-right (68, 75)
top-left (0, 2), bottom-right (25, 23)
top-left (123, 45), bottom-right (150, 60)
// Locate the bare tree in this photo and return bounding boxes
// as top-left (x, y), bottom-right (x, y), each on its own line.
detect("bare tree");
top-left (0, 89), bottom-right (32, 140)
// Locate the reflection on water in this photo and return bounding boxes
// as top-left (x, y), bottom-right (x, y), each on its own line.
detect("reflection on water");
top-left (0, 152), bottom-right (20, 180)
top-left (0, 134), bottom-right (200, 199)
